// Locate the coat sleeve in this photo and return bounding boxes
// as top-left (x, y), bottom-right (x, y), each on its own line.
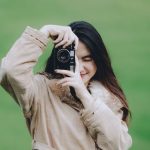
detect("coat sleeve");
top-left (0, 26), bottom-right (49, 117)
top-left (79, 99), bottom-right (132, 150)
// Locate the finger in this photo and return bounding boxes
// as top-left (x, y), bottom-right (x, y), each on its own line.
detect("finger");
top-left (61, 33), bottom-right (70, 48)
top-left (63, 33), bottom-right (78, 48)
top-left (55, 40), bottom-right (68, 48)
top-left (55, 69), bottom-right (74, 76)
top-left (55, 33), bottom-right (69, 48)
top-left (63, 37), bottom-right (74, 48)
top-left (62, 81), bottom-right (74, 87)
top-left (75, 55), bottom-right (80, 73)
top-left (56, 77), bottom-right (73, 85)
top-left (53, 33), bottom-right (64, 44)
top-left (74, 36), bottom-right (79, 50)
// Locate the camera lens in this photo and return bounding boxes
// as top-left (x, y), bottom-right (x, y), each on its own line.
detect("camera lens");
top-left (57, 49), bottom-right (70, 63)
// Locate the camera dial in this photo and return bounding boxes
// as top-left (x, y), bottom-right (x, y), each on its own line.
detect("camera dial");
top-left (57, 49), bottom-right (70, 63)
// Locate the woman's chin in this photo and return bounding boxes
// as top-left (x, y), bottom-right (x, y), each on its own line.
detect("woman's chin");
top-left (82, 77), bottom-right (90, 86)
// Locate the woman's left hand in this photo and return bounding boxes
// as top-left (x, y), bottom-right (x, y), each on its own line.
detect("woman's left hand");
top-left (55, 56), bottom-right (88, 100)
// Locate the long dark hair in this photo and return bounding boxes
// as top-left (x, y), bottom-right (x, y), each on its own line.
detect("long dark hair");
top-left (45, 21), bottom-right (131, 123)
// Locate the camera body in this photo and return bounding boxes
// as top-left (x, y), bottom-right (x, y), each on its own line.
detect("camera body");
top-left (53, 44), bottom-right (75, 77)
top-left (53, 44), bottom-right (79, 99)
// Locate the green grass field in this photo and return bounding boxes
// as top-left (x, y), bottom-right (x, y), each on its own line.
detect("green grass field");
top-left (0, 0), bottom-right (150, 149)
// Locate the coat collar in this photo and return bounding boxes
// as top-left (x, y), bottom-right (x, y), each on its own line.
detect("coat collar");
top-left (39, 72), bottom-right (122, 112)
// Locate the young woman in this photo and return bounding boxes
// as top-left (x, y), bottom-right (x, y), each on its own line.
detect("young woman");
top-left (0, 21), bottom-right (132, 150)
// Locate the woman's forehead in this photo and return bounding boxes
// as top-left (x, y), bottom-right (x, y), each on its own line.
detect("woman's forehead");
top-left (76, 41), bottom-right (91, 58)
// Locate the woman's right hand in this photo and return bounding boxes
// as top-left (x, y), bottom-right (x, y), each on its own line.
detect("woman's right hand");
top-left (40, 25), bottom-right (78, 49)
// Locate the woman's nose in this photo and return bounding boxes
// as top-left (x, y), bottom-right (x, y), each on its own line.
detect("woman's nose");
top-left (78, 61), bottom-right (84, 72)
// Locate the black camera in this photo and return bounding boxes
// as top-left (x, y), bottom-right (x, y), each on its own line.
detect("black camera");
top-left (53, 43), bottom-right (79, 100)
top-left (53, 44), bottom-right (75, 77)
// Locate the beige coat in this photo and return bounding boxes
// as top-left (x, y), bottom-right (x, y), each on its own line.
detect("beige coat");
top-left (0, 26), bottom-right (132, 150)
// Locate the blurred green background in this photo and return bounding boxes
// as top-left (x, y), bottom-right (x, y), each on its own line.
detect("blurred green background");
top-left (0, 0), bottom-right (150, 149)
